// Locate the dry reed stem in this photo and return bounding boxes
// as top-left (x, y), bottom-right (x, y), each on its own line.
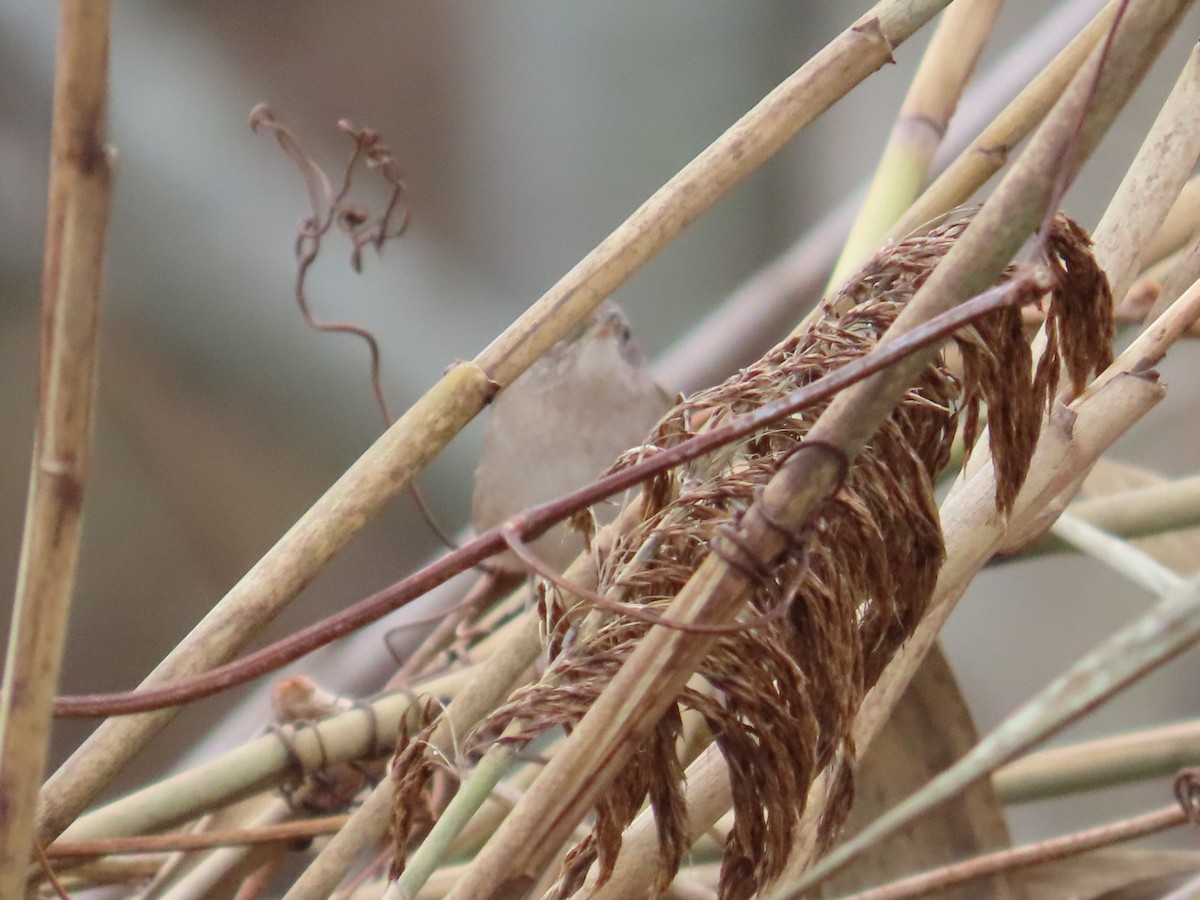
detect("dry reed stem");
top-left (1051, 511), bottom-right (1183, 595)
top-left (1019, 473), bottom-right (1200, 556)
top-left (1146, 214), bottom-right (1200, 321)
top-left (36, 0), bottom-right (955, 844)
top-left (658, 0), bottom-right (1111, 393)
top-left (829, 0), bottom-right (1004, 286)
top-left (995, 719), bottom-right (1200, 804)
top-left (153, 800), bottom-right (291, 900)
top-left (1143, 170), bottom-right (1200, 264)
top-left (47, 815), bottom-right (349, 859)
top-left (886, 0), bottom-right (1121, 243)
top-left (0, 1), bottom-right (112, 895)
top-left (1089, 41), bottom-right (1200, 302)
top-left (837, 803), bottom-right (1186, 900)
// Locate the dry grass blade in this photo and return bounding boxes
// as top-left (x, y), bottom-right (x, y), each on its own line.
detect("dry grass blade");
top-left (0, 1), bottom-right (113, 895)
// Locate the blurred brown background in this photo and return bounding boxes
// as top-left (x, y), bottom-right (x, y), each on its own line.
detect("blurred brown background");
top-left (2, 0), bottom-right (1199, 849)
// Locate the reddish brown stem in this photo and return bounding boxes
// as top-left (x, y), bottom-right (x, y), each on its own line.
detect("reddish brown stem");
top-left (52, 273), bottom-right (1047, 718)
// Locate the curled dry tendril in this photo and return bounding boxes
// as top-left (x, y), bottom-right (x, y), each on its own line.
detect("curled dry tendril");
top-left (249, 103), bottom-right (457, 550)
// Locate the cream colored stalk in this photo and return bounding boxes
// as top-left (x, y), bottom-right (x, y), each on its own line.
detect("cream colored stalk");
top-left (0, 2), bottom-right (113, 895)
top-left (886, 0), bottom-right (1120, 241)
top-left (830, 0), bottom-right (1005, 288)
top-left (995, 719), bottom-right (1200, 803)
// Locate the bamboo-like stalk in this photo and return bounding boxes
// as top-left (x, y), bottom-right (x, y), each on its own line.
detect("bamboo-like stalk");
top-left (0, 2), bottom-right (113, 896)
top-left (658, 0), bottom-right (1112, 393)
top-left (1146, 216), bottom-right (1200, 320)
top-left (1089, 42), bottom-right (1200, 302)
top-left (1142, 170), bottom-right (1200, 264)
top-left (994, 719), bottom-right (1200, 804)
top-left (829, 0), bottom-right (1005, 287)
top-left (890, 1), bottom-right (1122, 245)
top-left (35, 0), bottom-right (957, 847)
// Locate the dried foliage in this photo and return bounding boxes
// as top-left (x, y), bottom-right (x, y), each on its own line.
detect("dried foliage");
top-left (389, 213), bottom-right (1113, 898)
top-left (388, 698), bottom-right (446, 880)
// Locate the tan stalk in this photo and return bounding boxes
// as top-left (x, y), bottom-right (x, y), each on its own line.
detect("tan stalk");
top-left (829, 0), bottom-right (1005, 288)
top-left (1089, 42), bottom-right (1200, 302)
top-left (659, 0), bottom-right (1113, 393)
top-left (1142, 170), bottom-right (1200, 264)
top-left (36, 0), bottom-right (956, 845)
top-left (0, 1), bottom-right (113, 895)
top-left (1020, 473), bottom-right (1200, 555)
top-left (1049, 511), bottom-right (1184, 595)
top-left (994, 719), bottom-right (1200, 803)
top-left (1145, 218), bottom-right (1200, 320)
top-left (886, 0), bottom-right (1120, 242)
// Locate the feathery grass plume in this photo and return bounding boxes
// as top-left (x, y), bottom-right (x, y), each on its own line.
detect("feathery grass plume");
top-left (388, 699), bottom-right (444, 881)
top-left (390, 213), bottom-right (1112, 898)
